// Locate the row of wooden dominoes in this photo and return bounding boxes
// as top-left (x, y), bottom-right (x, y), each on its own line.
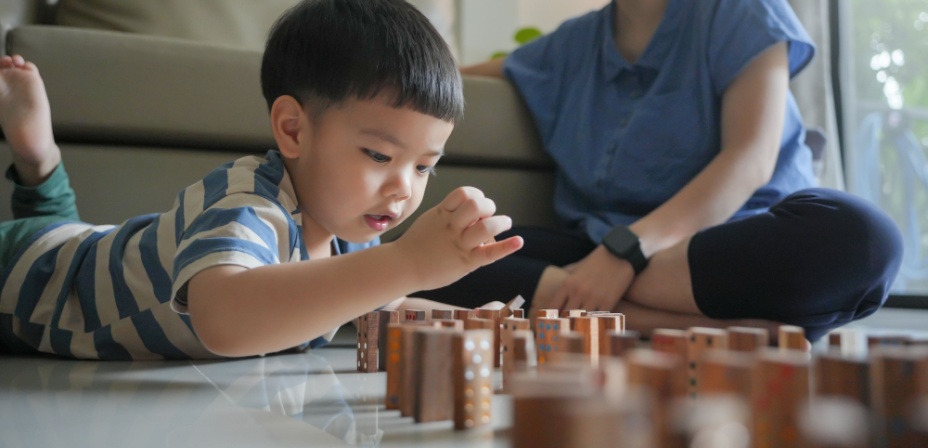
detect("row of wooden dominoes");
top-left (509, 319), bottom-right (928, 448)
top-left (356, 301), bottom-right (526, 429)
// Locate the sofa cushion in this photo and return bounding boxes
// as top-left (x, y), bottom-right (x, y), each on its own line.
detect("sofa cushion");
top-left (55, 0), bottom-right (299, 49)
top-left (9, 25), bottom-right (551, 167)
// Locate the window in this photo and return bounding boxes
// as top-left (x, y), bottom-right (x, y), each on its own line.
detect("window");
top-left (839, 0), bottom-right (928, 298)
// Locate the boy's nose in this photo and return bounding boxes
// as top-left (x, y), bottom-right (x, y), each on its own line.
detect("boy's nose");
top-left (384, 172), bottom-right (412, 200)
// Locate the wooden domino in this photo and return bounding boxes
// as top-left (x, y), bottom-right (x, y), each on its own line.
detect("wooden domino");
top-left (560, 309), bottom-right (586, 318)
top-left (867, 333), bottom-right (912, 350)
top-left (501, 317), bottom-right (531, 390)
top-left (651, 328), bottom-right (687, 356)
top-left (465, 317), bottom-right (495, 331)
top-left (600, 330), bottom-right (640, 359)
top-left (452, 329), bottom-right (494, 430)
top-left (431, 309), bottom-right (454, 320)
top-left (778, 325), bottom-right (806, 351)
top-left (554, 331), bottom-right (585, 358)
top-left (512, 330), bottom-right (535, 372)
top-left (434, 319), bottom-right (464, 331)
top-left (356, 310), bottom-right (398, 372)
top-left (475, 308), bottom-right (504, 367)
top-left (751, 349), bottom-right (811, 448)
top-left (696, 349), bottom-right (754, 399)
top-left (414, 328), bottom-right (457, 423)
top-left (536, 317), bottom-right (569, 365)
top-left (686, 327), bottom-right (729, 399)
top-left (404, 309), bottom-right (425, 322)
top-left (570, 316), bottom-right (602, 360)
top-left (385, 323), bottom-right (406, 410)
top-left (537, 309), bottom-right (560, 319)
top-left (453, 309), bottom-right (475, 321)
top-left (627, 348), bottom-right (683, 447)
top-left (814, 350), bottom-right (870, 406)
top-left (727, 326), bottom-right (769, 352)
top-left (651, 328), bottom-right (689, 399)
top-left (869, 346), bottom-right (928, 447)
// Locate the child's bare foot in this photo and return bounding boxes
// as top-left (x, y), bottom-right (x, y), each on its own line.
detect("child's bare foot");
top-left (0, 54), bottom-right (60, 186)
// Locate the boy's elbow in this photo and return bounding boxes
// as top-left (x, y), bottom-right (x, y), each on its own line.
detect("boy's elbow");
top-left (189, 306), bottom-right (252, 358)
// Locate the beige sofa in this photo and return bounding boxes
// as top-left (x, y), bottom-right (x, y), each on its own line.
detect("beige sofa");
top-left (0, 0), bottom-right (557, 240)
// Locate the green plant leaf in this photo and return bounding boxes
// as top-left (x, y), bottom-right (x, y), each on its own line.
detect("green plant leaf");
top-left (514, 27), bottom-right (544, 45)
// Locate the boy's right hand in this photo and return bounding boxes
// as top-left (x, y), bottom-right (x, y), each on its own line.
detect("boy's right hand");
top-left (395, 186), bottom-right (523, 291)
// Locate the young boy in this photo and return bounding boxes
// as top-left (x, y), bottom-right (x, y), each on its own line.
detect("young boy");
top-left (0, 0), bottom-right (523, 360)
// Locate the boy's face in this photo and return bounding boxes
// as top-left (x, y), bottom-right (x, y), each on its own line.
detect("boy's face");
top-left (287, 95), bottom-right (454, 245)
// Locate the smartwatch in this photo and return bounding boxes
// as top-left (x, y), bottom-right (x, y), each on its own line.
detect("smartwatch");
top-left (601, 225), bottom-right (648, 274)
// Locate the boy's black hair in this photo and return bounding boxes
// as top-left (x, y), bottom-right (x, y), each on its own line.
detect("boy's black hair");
top-left (261, 0), bottom-right (463, 123)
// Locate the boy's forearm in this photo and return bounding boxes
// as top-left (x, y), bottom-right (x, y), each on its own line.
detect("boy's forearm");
top-left (188, 242), bottom-right (423, 357)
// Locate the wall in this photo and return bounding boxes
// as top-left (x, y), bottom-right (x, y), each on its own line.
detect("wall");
top-left (457, 0), bottom-right (606, 65)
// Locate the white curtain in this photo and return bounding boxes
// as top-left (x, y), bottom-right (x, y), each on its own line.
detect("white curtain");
top-left (789, 0), bottom-right (845, 190)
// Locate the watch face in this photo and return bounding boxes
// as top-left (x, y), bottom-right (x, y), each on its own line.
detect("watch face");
top-left (605, 227), bottom-right (638, 256)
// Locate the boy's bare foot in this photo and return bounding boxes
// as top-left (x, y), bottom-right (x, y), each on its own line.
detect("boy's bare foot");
top-left (0, 54), bottom-right (60, 186)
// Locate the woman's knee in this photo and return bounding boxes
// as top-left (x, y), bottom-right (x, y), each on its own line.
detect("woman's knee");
top-left (776, 188), bottom-right (904, 320)
top-left (776, 188), bottom-right (903, 275)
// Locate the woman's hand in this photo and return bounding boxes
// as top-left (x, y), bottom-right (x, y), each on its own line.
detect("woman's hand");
top-left (547, 245), bottom-right (635, 313)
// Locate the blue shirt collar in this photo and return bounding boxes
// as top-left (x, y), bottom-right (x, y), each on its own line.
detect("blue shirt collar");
top-left (600, 0), bottom-right (686, 81)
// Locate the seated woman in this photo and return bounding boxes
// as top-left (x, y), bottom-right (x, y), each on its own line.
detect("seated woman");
top-left (418, 0), bottom-right (903, 342)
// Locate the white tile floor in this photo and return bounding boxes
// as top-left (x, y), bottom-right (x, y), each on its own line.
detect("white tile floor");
top-left (0, 338), bottom-right (511, 448)
top-left (1, 306), bottom-right (925, 448)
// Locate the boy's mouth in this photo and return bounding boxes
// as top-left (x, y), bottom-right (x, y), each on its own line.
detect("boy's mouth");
top-left (364, 214), bottom-right (394, 231)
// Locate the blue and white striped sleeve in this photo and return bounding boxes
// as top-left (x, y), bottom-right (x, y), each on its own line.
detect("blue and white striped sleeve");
top-left (170, 193), bottom-right (295, 313)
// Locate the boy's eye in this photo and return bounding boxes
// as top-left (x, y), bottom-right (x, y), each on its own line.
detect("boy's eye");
top-left (363, 149), bottom-right (390, 163)
top-left (417, 165), bottom-right (437, 176)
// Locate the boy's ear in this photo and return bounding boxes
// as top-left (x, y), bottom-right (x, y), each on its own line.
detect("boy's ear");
top-left (270, 95), bottom-right (310, 159)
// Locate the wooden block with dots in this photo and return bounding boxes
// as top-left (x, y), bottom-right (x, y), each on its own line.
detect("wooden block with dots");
top-left (536, 317), bottom-right (569, 365)
top-left (751, 348), bottom-right (812, 448)
top-left (384, 323), bottom-right (406, 410)
top-left (404, 309), bottom-right (426, 322)
top-left (414, 328), bottom-right (458, 423)
top-left (501, 317), bottom-right (531, 390)
top-left (475, 308), bottom-right (504, 367)
top-left (686, 327), bottom-right (728, 399)
top-left (453, 329), bottom-right (495, 430)
top-left (396, 322), bottom-right (441, 416)
top-left (651, 328), bottom-right (689, 399)
top-left (356, 310), bottom-right (398, 372)
top-left (696, 349), bottom-right (754, 399)
top-left (727, 326), bottom-right (769, 352)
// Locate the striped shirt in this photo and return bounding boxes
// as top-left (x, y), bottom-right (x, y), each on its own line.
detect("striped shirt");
top-left (0, 151), bottom-right (375, 360)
